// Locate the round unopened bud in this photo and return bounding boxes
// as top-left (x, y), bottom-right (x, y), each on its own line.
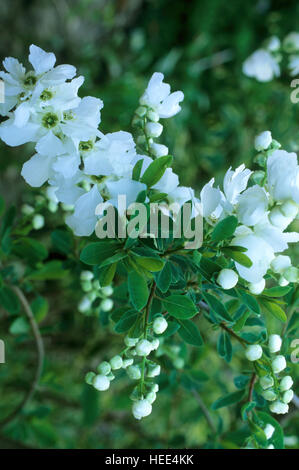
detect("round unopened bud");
top-left (264, 423), bottom-right (275, 440)
top-left (101, 286), bottom-right (113, 296)
top-left (132, 399), bottom-right (152, 420)
top-left (153, 317), bottom-right (168, 335)
top-left (262, 389), bottom-right (277, 401)
top-left (146, 391), bottom-right (157, 404)
top-left (78, 296), bottom-right (92, 313)
top-left (272, 355), bottom-right (286, 374)
top-left (271, 255), bottom-right (291, 274)
top-left (245, 344), bottom-right (263, 361)
top-left (147, 109), bottom-right (159, 122)
top-left (122, 358), bottom-right (134, 369)
top-left (127, 365), bottom-right (141, 380)
top-left (269, 207), bottom-right (292, 230)
top-left (268, 334), bottom-right (282, 353)
top-left (279, 376), bottom-right (293, 392)
top-left (101, 298), bottom-right (114, 312)
top-left (279, 276), bottom-right (289, 287)
top-left (217, 269), bottom-right (238, 290)
top-left (93, 374), bottom-right (110, 391)
top-left (284, 266), bottom-right (299, 283)
top-left (280, 200), bottom-right (299, 219)
top-left (248, 279), bottom-right (265, 295)
top-left (282, 389), bottom-right (294, 404)
top-left (97, 361), bottom-right (111, 375)
top-left (136, 339), bottom-right (152, 356)
top-left (145, 122), bottom-right (163, 138)
top-left (266, 36), bottom-right (281, 52)
top-left (85, 371), bottom-right (96, 385)
top-left (80, 270), bottom-right (94, 282)
top-left (254, 131), bottom-right (272, 151)
top-left (269, 400), bottom-right (289, 415)
top-left (283, 32), bottom-right (299, 52)
top-left (150, 143), bottom-right (169, 157)
top-left (22, 204), bottom-right (35, 215)
top-left (93, 280), bottom-right (100, 290)
top-left (151, 338), bottom-right (160, 350)
top-left (135, 106), bottom-right (147, 117)
top-left (173, 358), bottom-right (184, 369)
top-left (81, 281), bottom-right (93, 292)
top-left (33, 214), bottom-right (45, 230)
top-left (260, 375), bottom-right (274, 390)
top-left (151, 383), bottom-right (159, 393)
top-left (124, 336), bottom-right (139, 348)
top-left (267, 444), bottom-right (275, 449)
top-left (107, 372), bottom-right (115, 381)
top-left (110, 355), bottom-right (123, 370)
top-left (87, 291), bottom-right (97, 302)
top-left (147, 363), bottom-right (161, 378)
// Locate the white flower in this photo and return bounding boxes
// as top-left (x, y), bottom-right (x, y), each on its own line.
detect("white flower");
top-left (271, 255), bottom-right (292, 275)
top-left (153, 316), bottom-right (168, 335)
top-left (136, 339), bottom-right (152, 356)
top-left (264, 424), bottom-right (275, 440)
top-left (110, 355), bottom-right (123, 370)
top-left (146, 391), bottom-right (157, 404)
top-left (140, 72), bottom-right (184, 118)
top-left (243, 49), bottom-right (280, 82)
top-left (248, 279), bottom-right (265, 295)
top-left (269, 207), bottom-right (293, 231)
top-left (151, 338), bottom-right (160, 350)
top-left (280, 200), bottom-right (299, 218)
top-left (236, 185), bottom-right (268, 226)
top-left (272, 355), bottom-right (286, 374)
top-left (267, 149), bottom-right (299, 204)
top-left (282, 390), bottom-right (294, 404)
top-left (254, 131), bottom-right (272, 151)
top-left (127, 365), bottom-right (141, 380)
top-left (217, 269), bottom-right (238, 290)
top-left (268, 334), bottom-right (282, 353)
top-left (266, 36), bottom-right (281, 52)
top-left (32, 214), bottom-right (44, 230)
top-left (259, 375), bottom-right (274, 390)
top-left (283, 32), bottom-right (299, 52)
top-left (288, 55), bottom-right (299, 76)
top-left (200, 178), bottom-right (222, 219)
top-left (147, 364), bottom-right (161, 378)
top-left (132, 399), bottom-right (152, 420)
top-left (122, 358), bottom-right (134, 368)
top-left (231, 234), bottom-right (274, 283)
top-left (279, 376), bottom-right (293, 392)
top-left (93, 374), bottom-right (110, 391)
top-left (145, 122), bottom-right (163, 138)
top-left (223, 164), bottom-right (252, 205)
top-left (245, 344), bottom-right (263, 361)
top-left (78, 296), bottom-right (92, 313)
top-left (66, 185), bottom-right (103, 236)
top-left (269, 401), bottom-right (289, 415)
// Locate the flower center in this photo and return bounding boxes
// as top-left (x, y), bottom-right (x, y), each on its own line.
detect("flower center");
top-left (23, 74), bottom-right (37, 88)
top-left (79, 140), bottom-right (94, 152)
top-left (42, 112), bottom-right (59, 129)
top-left (40, 89), bottom-right (53, 101)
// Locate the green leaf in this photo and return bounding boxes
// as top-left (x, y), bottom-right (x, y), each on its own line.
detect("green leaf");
top-left (134, 256), bottom-right (164, 272)
top-left (160, 320), bottom-right (180, 337)
top-left (140, 155), bottom-right (173, 187)
top-left (0, 195), bottom-right (5, 217)
top-left (0, 286), bottom-right (20, 314)
top-left (31, 296), bottom-right (49, 323)
top-left (114, 310), bottom-right (139, 333)
top-left (149, 192), bottom-right (168, 203)
top-left (211, 389), bottom-right (245, 410)
top-left (239, 291), bottom-right (260, 315)
top-left (211, 216), bottom-right (238, 242)
top-left (155, 261), bottom-right (172, 293)
top-left (100, 251), bottom-right (127, 268)
top-left (217, 331), bottom-right (232, 362)
top-left (222, 247), bottom-right (252, 268)
top-left (256, 411), bottom-right (284, 449)
top-left (178, 319), bottom-right (203, 346)
top-left (241, 401), bottom-right (256, 420)
top-left (128, 271), bottom-right (149, 311)
top-left (51, 229), bottom-right (73, 255)
top-left (260, 299), bottom-right (287, 322)
top-left (13, 238), bottom-right (48, 264)
top-left (9, 317), bottom-right (30, 335)
top-left (98, 263), bottom-right (117, 287)
top-left (162, 295), bottom-right (197, 320)
top-left (26, 261), bottom-right (67, 281)
top-left (262, 286), bottom-right (292, 298)
top-left (132, 158), bottom-right (144, 181)
top-left (80, 241), bottom-right (121, 266)
top-left (202, 292), bottom-right (233, 322)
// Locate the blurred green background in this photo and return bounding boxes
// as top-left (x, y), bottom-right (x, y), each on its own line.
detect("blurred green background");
top-left (0, 0), bottom-right (298, 449)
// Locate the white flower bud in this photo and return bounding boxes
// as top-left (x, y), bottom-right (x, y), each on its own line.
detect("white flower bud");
top-left (81, 281), bottom-right (93, 292)
top-left (78, 296), bottom-right (92, 313)
top-left (92, 280), bottom-right (100, 290)
top-left (32, 214), bottom-right (45, 230)
top-left (217, 269), bottom-right (238, 290)
top-left (101, 286), bottom-right (113, 296)
top-left (122, 358), bottom-right (134, 368)
top-left (127, 365), bottom-right (141, 380)
top-left (151, 338), bottom-right (160, 350)
top-left (272, 355), bottom-right (286, 374)
top-left (269, 400), bottom-right (289, 415)
top-left (173, 357), bottom-right (184, 369)
top-left (135, 106), bottom-right (147, 117)
top-left (260, 375), bottom-right (274, 390)
top-left (266, 36), bottom-right (281, 52)
top-left (264, 423), bottom-right (275, 439)
top-left (279, 276), bottom-right (289, 287)
top-left (151, 383), bottom-right (159, 393)
top-left (268, 334), bottom-right (282, 353)
top-left (282, 389), bottom-right (294, 404)
top-left (100, 298), bottom-right (114, 312)
top-left (146, 391), bottom-right (157, 404)
top-left (254, 131), bottom-right (272, 151)
top-left (147, 109), bottom-right (159, 122)
top-left (80, 270), bottom-right (94, 281)
top-left (147, 363), bottom-right (161, 378)
top-left (132, 399), bottom-right (152, 420)
top-left (271, 255), bottom-right (291, 274)
top-left (22, 204), bottom-right (35, 215)
top-left (269, 207), bottom-right (292, 230)
top-left (262, 389), bottom-right (277, 401)
top-left (107, 372), bottom-right (115, 381)
top-left (145, 122), bottom-right (163, 138)
top-left (93, 374), bottom-right (110, 391)
top-left (124, 336), bottom-right (139, 348)
top-left (248, 279), bottom-right (265, 295)
top-left (280, 200), bottom-right (298, 218)
top-left (267, 444), bottom-right (275, 449)
top-left (136, 339), bottom-right (152, 356)
top-left (279, 376), bottom-right (293, 392)
top-left (153, 316), bottom-right (168, 335)
top-left (150, 143), bottom-right (169, 157)
top-left (284, 266), bottom-right (299, 283)
top-left (110, 355), bottom-right (123, 370)
top-left (97, 361), bottom-right (111, 375)
top-left (87, 291), bottom-right (97, 302)
top-left (283, 32), bottom-right (299, 52)
top-left (245, 344), bottom-right (263, 361)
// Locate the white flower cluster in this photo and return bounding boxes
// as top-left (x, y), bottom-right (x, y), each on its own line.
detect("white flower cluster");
top-left (0, 46), bottom-right (196, 237)
top-left (245, 334), bottom-right (294, 415)
top-left (243, 32), bottom-right (299, 81)
top-left (202, 131), bottom-right (299, 290)
top-left (78, 270), bottom-right (114, 315)
top-left (85, 315), bottom-right (168, 420)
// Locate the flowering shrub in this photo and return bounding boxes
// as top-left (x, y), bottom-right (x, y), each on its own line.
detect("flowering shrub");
top-left (0, 43), bottom-right (298, 450)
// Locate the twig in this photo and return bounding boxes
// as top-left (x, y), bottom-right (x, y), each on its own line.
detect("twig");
top-left (192, 389), bottom-right (217, 434)
top-left (248, 373), bottom-right (257, 402)
top-left (0, 286), bottom-right (45, 427)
